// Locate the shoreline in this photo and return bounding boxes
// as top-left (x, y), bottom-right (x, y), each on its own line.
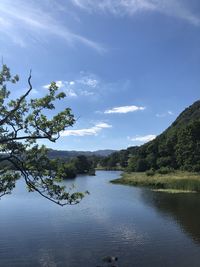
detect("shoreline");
top-left (110, 171), bottom-right (200, 193)
top-left (95, 167), bottom-right (124, 171)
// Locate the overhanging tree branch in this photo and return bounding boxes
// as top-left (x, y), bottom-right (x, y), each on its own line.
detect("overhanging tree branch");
top-left (0, 64), bottom-right (86, 205)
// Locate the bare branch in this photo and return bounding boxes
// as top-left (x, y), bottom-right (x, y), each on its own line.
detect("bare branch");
top-left (0, 156), bottom-right (12, 162)
top-left (6, 156), bottom-right (73, 206)
top-left (0, 191), bottom-right (9, 198)
top-left (0, 135), bottom-right (51, 144)
top-left (0, 70), bottom-right (32, 126)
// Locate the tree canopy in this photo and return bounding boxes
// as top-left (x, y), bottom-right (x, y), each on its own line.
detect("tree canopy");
top-left (100, 101), bottom-right (200, 173)
top-left (0, 64), bottom-right (87, 206)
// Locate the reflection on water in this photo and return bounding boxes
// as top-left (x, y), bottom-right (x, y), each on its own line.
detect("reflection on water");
top-left (141, 190), bottom-right (200, 244)
top-left (0, 171), bottom-right (200, 266)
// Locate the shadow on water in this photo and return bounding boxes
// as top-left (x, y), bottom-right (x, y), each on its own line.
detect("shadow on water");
top-left (141, 189), bottom-right (200, 244)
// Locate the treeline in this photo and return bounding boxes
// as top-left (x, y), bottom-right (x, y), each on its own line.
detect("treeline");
top-left (50, 155), bottom-right (97, 179)
top-left (100, 101), bottom-right (200, 173)
top-left (0, 154), bottom-right (99, 179)
top-left (98, 147), bottom-right (138, 170)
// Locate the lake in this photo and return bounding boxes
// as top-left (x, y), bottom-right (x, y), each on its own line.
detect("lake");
top-left (0, 170), bottom-right (200, 266)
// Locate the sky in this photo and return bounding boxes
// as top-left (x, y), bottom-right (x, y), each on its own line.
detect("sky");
top-left (0, 0), bottom-right (200, 151)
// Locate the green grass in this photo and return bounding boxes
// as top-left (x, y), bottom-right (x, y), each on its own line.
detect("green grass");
top-left (152, 189), bottom-right (197, 194)
top-left (110, 171), bottom-right (200, 193)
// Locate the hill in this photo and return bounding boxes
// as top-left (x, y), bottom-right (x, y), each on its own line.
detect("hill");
top-left (103, 100), bottom-right (200, 172)
top-left (47, 149), bottom-right (116, 160)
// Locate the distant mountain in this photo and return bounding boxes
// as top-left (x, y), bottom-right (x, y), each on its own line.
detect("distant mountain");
top-left (47, 149), bottom-right (116, 160)
top-left (103, 100), bottom-right (200, 172)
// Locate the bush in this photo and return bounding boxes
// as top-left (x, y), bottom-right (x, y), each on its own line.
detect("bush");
top-left (146, 169), bottom-right (155, 176)
top-left (192, 165), bottom-right (200, 172)
top-left (157, 167), bottom-right (173, 175)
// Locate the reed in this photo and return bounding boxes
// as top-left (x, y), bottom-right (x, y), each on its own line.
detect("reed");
top-left (111, 171), bottom-right (200, 193)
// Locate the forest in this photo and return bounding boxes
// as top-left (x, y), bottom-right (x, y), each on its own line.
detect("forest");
top-left (100, 100), bottom-right (200, 173)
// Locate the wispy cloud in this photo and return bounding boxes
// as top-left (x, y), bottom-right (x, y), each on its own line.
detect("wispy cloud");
top-left (80, 90), bottom-right (94, 96)
top-left (42, 73), bottom-right (100, 98)
top-left (66, 88), bottom-right (78, 97)
top-left (129, 134), bottom-right (156, 143)
top-left (0, 0), bottom-right (105, 52)
top-left (71, 0), bottom-right (200, 26)
top-left (156, 110), bottom-right (174, 118)
top-left (43, 81), bottom-right (77, 98)
top-left (104, 105), bottom-right (145, 114)
top-left (77, 74), bottom-right (99, 88)
top-left (60, 122), bottom-right (112, 136)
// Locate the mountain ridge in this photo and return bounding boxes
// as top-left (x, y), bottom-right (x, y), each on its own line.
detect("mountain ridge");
top-left (102, 100), bottom-right (200, 172)
top-left (47, 149), bottom-right (117, 160)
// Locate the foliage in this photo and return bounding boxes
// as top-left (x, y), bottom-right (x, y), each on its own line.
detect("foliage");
top-left (99, 149), bottom-right (133, 170)
top-left (157, 167), bottom-right (173, 175)
top-left (73, 155), bottom-right (94, 174)
top-left (57, 162), bottom-right (77, 179)
top-left (0, 64), bottom-right (88, 205)
top-left (101, 101), bottom-right (200, 173)
top-left (135, 158), bottom-right (149, 172)
top-left (53, 155), bottom-right (96, 179)
top-left (146, 169), bottom-right (155, 176)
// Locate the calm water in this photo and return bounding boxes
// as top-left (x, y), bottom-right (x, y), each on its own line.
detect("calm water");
top-left (1, 171), bottom-right (200, 267)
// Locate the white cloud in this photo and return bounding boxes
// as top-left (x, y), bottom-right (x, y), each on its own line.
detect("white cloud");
top-left (130, 134), bottom-right (156, 143)
top-left (95, 122), bottom-right (111, 128)
top-left (87, 78), bottom-right (98, 88)
top-left (156, 110), bottom-right (174, 118)
top-left (0, 0), bottom-right (105, 52)
top-left (68, 73), bottom-right (99, 88)
top-left (55, 81), bottom-right (65, 89)
top-left (71, 0), bottom-right (200, 26)
top-left (71, 0), bottom-right (155, 13)
top-left (167, 110), bottom-right (174, 115)
top-left (66, 88), bottom-right (77, 97)
top-left (43, 84), bottom-right (51, 89)
top-left (77, 74), bottom-right (99, 88)
top-left (104, 105), bottom-right (145, 114)
top-left (61, 122), bottom-right (112, 137)
top-left (69, 81), bottom-right (75, 86)
top-left (43, 73), bottom-right (100, 98)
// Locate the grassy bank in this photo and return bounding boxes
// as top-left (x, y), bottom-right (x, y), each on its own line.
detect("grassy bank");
top-left (111, 171), bottom-right (200, 193)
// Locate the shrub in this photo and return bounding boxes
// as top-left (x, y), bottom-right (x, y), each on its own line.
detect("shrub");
top-left (191, 165), bottom-right (200, 172)
top-left (157, 167), bottom-right (173, 175)
top-left (146, 169), bottom-right (155, 176)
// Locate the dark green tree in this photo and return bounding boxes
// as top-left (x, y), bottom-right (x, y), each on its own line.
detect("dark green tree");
top-left (0, 64), bottom-right (87, 205)
top-left (73, 155), bottom-right (93, 174)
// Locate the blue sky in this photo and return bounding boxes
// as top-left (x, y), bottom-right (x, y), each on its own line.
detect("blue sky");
top-left (0, 0), bottom-right (200, 151)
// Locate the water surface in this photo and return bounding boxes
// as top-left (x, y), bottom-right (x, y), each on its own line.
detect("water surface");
top-left (0, 171), bottom-right (200, 266)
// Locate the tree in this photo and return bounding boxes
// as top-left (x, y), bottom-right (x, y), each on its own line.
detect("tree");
top-left (57, 162), bottom-right (77, 179)
top-left (0, 64), bottom-right (87, 206)
top-left (73, 155), bottom-right (93, 174)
